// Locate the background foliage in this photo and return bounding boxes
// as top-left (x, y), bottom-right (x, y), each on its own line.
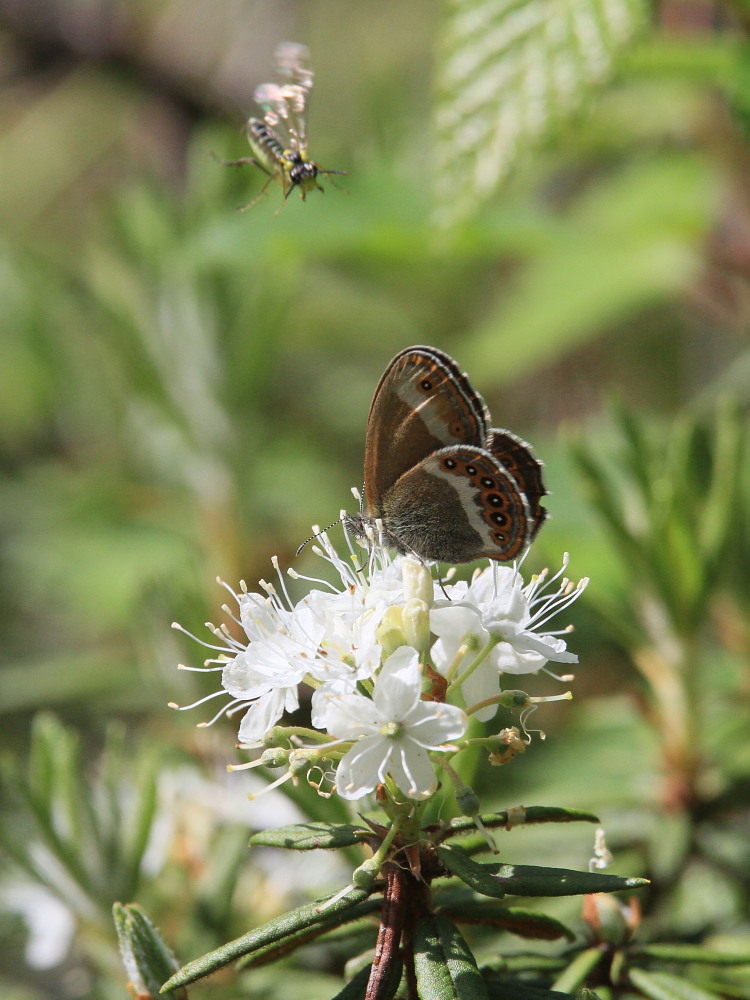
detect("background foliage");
top-left (1, 0), bottom-right (749, 997)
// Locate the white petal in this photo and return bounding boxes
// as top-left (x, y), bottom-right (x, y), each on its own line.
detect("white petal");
top-left (484, 583), bottom-right (530, 630)
top-left (320, 691), bottom-right (382, 740)
top-left (494, 644), bottom-right (546, 675)
top-left (430, 604), bottom-right (482, 641)
top-left (372, 647), bottom-right (422, 719)
top-left (237, 687), bottom-right (295, 743)
top-left (388, 741), bottom-right (438, 799)
top-left (513, 631), bottom-right (579, 664)
top-left (222, 652), bottom-right (272, 698)
top-left (335, 735), bottom-right (392, 799)
top-left (458, 658), bottom-right (499, 722)
top-left (404, 701), bottom-right (467, 747)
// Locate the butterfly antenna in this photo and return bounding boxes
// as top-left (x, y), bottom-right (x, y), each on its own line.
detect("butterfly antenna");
top-left (295, 517), bottom-right (343, 557)
top-left (435, 565), bottom-right (450, 600)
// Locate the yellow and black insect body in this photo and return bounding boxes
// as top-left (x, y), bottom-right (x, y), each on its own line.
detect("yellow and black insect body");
top-left (246, 118), bottom-right (329, 201)
top-left (223, 42), bottom-right (346, 210)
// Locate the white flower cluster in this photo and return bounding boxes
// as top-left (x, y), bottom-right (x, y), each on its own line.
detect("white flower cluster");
top-left (174, 530), bottom-right (587, 804)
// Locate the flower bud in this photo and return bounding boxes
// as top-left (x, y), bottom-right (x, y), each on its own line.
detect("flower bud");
top-left (352, 857), bottom-right (381, 889)
top-left (455, 782), bottom-right (481, 817)
top-left (402, 556), bottom-right (434, 606)
top-left (260, 747), bottom-right (290, 768)
top-left (498, 690), bottom-right (530, 709)
top-left (402, 598), bottom-right (431, 653)
top-left (376, 606), bottom-right (406, 655)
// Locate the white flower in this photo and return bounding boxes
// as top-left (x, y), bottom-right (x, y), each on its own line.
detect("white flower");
top-left (174, 528), bottom-right (586, 802)
top-left (315, 647), bottom-right (467, 801)
top-left (174, 532), bottom-right (415, 744)
top-left (430, 557), bottom-right (587, 721)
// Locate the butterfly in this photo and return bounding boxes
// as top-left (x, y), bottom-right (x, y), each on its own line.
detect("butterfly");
top-left (345, 346), bottom-right (547, 564)
top-left (221, 41), bottom-right (346, 209)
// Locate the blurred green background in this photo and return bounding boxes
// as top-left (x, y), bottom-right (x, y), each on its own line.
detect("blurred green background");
top-left (1, 0), bottom-right (749, 997)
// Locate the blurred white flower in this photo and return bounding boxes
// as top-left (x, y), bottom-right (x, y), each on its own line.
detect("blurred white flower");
top-left (4, 883), bottom-right (75, 969)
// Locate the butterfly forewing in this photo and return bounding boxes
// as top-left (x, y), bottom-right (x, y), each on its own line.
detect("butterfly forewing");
top-left (363, 346), bottom-right (490, 514)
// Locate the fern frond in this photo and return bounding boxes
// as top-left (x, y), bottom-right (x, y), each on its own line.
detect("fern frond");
top-left (433, 0), bottom-right (647, 227)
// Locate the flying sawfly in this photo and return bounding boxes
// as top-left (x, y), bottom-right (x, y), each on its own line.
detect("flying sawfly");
top-left (221, 41), bottom-right (346, 210)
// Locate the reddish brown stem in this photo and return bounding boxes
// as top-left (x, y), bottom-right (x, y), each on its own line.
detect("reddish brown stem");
top-left (366, 865), bottom-right (407, 1000)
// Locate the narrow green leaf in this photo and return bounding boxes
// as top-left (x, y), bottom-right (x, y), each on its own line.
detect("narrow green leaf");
top-left (198, 824), bottom-right (257, 933)
top-left (248, 821), bottom-right (370, 850)
top-left (482, 955), bottom-right (568, 980)
top-left (100, 725), bottom-right (128, 881)
top-left (113, 902), bottom-right (185, 1000)
top-left (698, 400), bottom-right (744, 566)
top-left (490, 862), bottom-right (648, 896)
top-left (160, 884), bottom-right (374, 990)
top-left (627, 967), bottom-right (724, 1000)
top-left (443, 805), bottom-right (599, 838)
top-left (13, 752), bottom-right (99, 902)
top-left (437, 843), bottom-right (648, 897)
top-left (120, 750), bottom-right (160, 901)
top-left (413, 914), bottom-right (489, 1000)
top-left (436, 899), bottom-right (574, 941)
top-left (27, 713), bottom-right (56, 802)
top-left (551, 946), bottom-right (604, 991)
top-left (486, 980), bottom-right (575, 999)
top-left (631, 943), bottom-right (750, 965)
top-left (436, 844), bottom-right (506, 899)
top-left (235, 896), bottom-right (381, 970)
top-left (329, 963), bottom-right (373, 1000)
top-left (569, 438), bottom-right (651, 574)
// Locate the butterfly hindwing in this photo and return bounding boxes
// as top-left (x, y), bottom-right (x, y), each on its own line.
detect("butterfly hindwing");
top-left (486, 429), bottom-right (548, 542)
top-left (380, 446), bottom-right (531, 563)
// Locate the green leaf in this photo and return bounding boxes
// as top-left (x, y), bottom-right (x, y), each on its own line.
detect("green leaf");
top-left (328, 959), bottom-right (402, 1000)
top-left (437, 843), bottom-right (648, 897)
top-left (160, 884), bottom-right (374, 990)
top-left (627, 968), bottom-right (725, 1000)
top-left (631, 943), bottom-right (750, 965)
top-left (486, 981), bottom-right (575, 999)
top-left (248, 821), bottom-right (370, 850)
top-left (113, 903), bottom-right (184, 1000)
top-left (436, 899), bottom-right (574, 940)
top-left (234, 896), bottom-right (381, 971)
top-left (413, 914), bottom-right (489, 1000)
top-left (328, 963), bottom-right (375, 1000)
top-left (433, 0), bottom-right (647, 227)
top-left (463, 153), bottom-right (718, 381)
top-left (551, 946), bottom-right (605, 991)
top-left (442, 805), bottom-right (599, 838)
